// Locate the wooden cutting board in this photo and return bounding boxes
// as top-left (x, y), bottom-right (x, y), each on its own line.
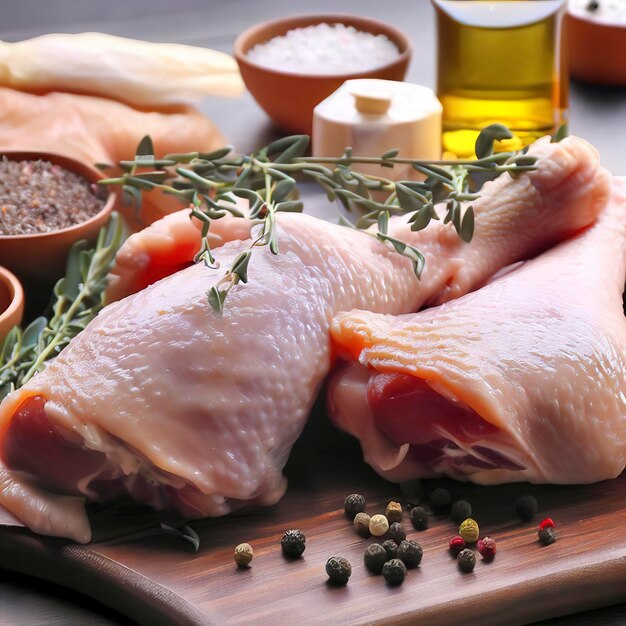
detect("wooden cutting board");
top-left (1, 426), bottom-right (625, 626)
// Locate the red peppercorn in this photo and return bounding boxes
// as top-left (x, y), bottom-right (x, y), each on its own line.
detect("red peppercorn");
top-left (539, 517), bottom-right (555, 531)
top-left (477, 536), bottom-right (496, 560)
top-left (449, 535), bottom-right (466, 555)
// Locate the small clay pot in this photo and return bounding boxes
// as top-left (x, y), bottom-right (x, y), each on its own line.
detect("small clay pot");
top-left (0, 151), bottom-right (115, 284)
top-left (234, 14), bottom-right (412, 135)
top-left (566, 11), bottom-right (626, 86)
top-left (0, 265), bottom-right (24, 345)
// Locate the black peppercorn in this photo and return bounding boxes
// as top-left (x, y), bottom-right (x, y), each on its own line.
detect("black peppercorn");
top-left (387, 522), bottom-right (406, 544)
top-left (538, 526), bottom-right (557, 545)
top-left (515, 495), bottom-right (538, 521)
top-left (409, 505), bottom-right (429, 530)
top-left (382, 539), bottom-right (398, 560)
top-left (326, 556), bottom-right (352, 585)
top-left (364, 543), bottom-right (387, 574)
top-left (586, 0), bottom-right (600, 12)
top-left (344, 493), bottom-right (366, 519)
top-left (382, 558), bottom-right (407, 586)
top-left (457, 548), bottom-right (476, 573)
top-left (281, 529), bottom-right (306, 557)
top-left (429, 487), bottom-right (451, 511)
top-left (450, 500), bottom-right (472, 523)
top-left (396, 539), bottom-right (423, 569)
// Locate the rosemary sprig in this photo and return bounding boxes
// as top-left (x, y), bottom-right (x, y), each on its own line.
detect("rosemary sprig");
top-left (0, 213), bottom-right (126, 400)
top-left (100, 124), bottom-right (537, 311)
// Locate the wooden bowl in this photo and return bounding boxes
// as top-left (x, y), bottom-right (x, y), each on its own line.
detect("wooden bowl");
top-left (0, 151), bottom-right (115, 284)
top-left (0, 265), bottom-right (24, 345)
top-left (566, 11), bottom-right (626, 85)
top-left (234, 14), bottom-right (412, 134)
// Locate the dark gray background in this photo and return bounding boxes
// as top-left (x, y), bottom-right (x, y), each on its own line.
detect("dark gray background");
top-left (0, 1), bottom-right (624, 624)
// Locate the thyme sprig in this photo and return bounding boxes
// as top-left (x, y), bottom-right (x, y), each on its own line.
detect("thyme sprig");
top-left (100, 124), bottom-right (536, 311)
top-left (0, 213), bottom-right (126, 400)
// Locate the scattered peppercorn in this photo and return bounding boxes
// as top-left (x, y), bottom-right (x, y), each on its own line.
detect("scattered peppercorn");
top-left (364, 543), bottom-right (387, 574)
top-left (538, 526), bottom-right (557, 546)
top-left (457, 548), bottom-right (476, 573)
top-left (382, 539), bottom-right (398, 561)
top-left (450, 500), bottom-right (472, 523)
top-left (396, 539), bottom-right (423, 569)
top-left (459, 518), bottom-right (480, 543)
top-left (515, 494), bottom-right (538, 521)
top-left (234, 543), bottom-right (253, 567)
top-left (385, 500), bottom-right (403, 523)
top-left (281, 529), bottom-right (306, 557)
top-left (326, 556), bottom-right (352, 585)
top-left (429, 487), bottom-right (452, 511)
top-left (369, 514), bottom-right (389, 537)
top-left (388, 522), bottom-right (406, 544)
top-left (477, 536), bottom-right (497, 560)
top-left (409, 505), bottom-right (429, 531)
top-left (382, 558), bottom-right (407, 586)
top-left (344, 493), bottom-right (366, 519)
top-left (354, 512), bottom-right (371, 538)
top-left (586, 0), bottom-right (600, 12)
top-left (539, 517), bottom-right (555, 531)
top-left (449, 535), bottom-right (466, 555)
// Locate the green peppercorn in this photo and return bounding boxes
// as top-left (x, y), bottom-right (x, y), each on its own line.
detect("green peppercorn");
top-left (409, 505), bottom-right (429, 530)
top-left (387, 522), bottom-right (406, 544)
top-left (353, 512), bottom-right (371, 538)
top-left (382, 539), bottom-right (398, 560)
top-left (429, 487), bottom-right (451, 511)
top-left (396, 539), bottom-right (423, 569)
top-left (459, 518), bottom-right (480, 543)
top-left (450, 500), bottom-right (472, 523)
top-left (457, 548), bottom-right (476, 573)
top-left (234, 543), bottom-right (253, 567)
top-left (364, 543), bottom-right (387, 574)
top-left (382, 558), bottom-right (407, 586)
top-left (385, 500), bottom-right (403, 523)
top-left (344, 493), bottom-right (366, 519)
top-left (281, 529), bottom-right (306, 557)
top-left (538, 526), bottom-right (557, 545)
top-left (326, 556), bottom-right (352, 585)
top-left (516, 495), bottom-right (538, 521)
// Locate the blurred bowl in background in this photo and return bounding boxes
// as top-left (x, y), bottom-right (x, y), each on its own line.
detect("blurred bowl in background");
top-left (0, 151), bottom-right (115, 285)
top-left (567, 11), bottom-right (626, 86)
top-left (0, 265), bottom-right (24, 344)
top-left (234, 14), bottom-right (411, 134)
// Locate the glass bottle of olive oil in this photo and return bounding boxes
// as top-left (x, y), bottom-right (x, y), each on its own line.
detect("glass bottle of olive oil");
top-left (432, 0), bottom-right (568, 158)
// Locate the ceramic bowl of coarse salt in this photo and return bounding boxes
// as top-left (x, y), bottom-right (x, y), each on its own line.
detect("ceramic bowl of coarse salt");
top-left (234, 14), bottom-right (411, 134)
top-left (567, 0), bottom-right (626, 85)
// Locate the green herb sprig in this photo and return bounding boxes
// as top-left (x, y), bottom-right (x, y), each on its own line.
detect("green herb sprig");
top-left (100, 124), bottom-right (537, 311)
top-left (0, 213), bottom-right (126, 401)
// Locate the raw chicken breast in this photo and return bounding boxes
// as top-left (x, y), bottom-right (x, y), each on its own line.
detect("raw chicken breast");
top-left (0, 87), bottom-right (225, 225)
top-left (329, 179), bottom-right (626, 485)
top-left (0, 136), bottom-right (610, 542)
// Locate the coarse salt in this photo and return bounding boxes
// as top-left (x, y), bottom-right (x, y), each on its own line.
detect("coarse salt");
top-left (246, 23), bottom-right (400, 75)
top-left (569, 0), bottom-right (626, 26)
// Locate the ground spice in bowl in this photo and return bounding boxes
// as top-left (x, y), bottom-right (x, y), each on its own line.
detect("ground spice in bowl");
top-left (0, 158), bottom-right (106, 236)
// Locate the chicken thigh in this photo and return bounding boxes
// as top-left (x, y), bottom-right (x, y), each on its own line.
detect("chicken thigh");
top-left (329, 179), bottom-right (626, 485)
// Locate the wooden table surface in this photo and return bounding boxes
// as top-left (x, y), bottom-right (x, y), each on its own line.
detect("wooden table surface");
top-left (1, 1), bottom-right (625, 624)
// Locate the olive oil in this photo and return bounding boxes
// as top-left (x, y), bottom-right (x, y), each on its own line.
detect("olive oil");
top-left (433, 0), bottom-right (568, 157)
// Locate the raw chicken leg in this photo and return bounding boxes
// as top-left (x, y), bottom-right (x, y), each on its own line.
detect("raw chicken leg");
top-left (329, 179), bottom-right (626, 485)
top-left (0, 137), bottom-right (610, 542)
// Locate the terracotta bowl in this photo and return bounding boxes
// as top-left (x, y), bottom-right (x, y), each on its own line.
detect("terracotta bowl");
top-left (234, 14), bottom-right (412, 134)
top-left (0, 265), bottom-right (24, 345)
top-left (566, 11), bottom-right (626, 85)
top-left (0, 151), bottom-right (115, 284)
